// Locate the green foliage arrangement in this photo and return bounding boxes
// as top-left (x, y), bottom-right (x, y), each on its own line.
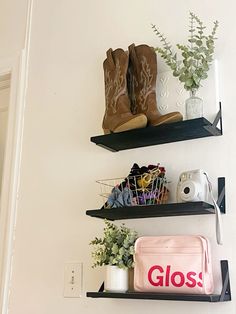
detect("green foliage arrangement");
top-left (90, 220), bottom-right (138, 269)
top-left (151, 12), bottom-right (219, 91)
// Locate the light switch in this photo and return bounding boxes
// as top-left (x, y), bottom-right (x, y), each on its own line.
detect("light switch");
top-left (64, 262), bottom-right (83, 298)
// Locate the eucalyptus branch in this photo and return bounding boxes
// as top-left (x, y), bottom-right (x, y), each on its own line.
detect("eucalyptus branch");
top-left (152, 12), bottom-right (219, 92)
top-left (189, 12), bottom-right (195, 50)
top-left (151, 24), bottom-right (174, 57)
top-left (211, 20), bottom-right (219, 38)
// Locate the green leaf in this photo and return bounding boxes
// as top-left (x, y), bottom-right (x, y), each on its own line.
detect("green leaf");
top-left (179, 67), bottom-right (186, 74)
top-left (185, 78), bottom-right (194, 87)
top-left (179, 74), bottom-right (187, 82)
top-left (173, 70), bottom-right (180, 77)
top-left (193, 74), bottom-right (200, 85)
top-left (119, 247), bottom-right (125, 255)
top-left (196, 40), bottom-right (203, 46)
top-left (206, 56), bottom-right (213, 62)
top-left (201, 73), bottom-right (208, 80)
top-left (203, 63), bottom-right (209, 71)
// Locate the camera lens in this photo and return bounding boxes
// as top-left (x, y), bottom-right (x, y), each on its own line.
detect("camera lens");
top-left (184, 187), bottom-right (190, 194)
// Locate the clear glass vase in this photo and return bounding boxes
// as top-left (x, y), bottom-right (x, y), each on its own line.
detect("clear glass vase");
top-left (185, 90), bottom-right (203, 120)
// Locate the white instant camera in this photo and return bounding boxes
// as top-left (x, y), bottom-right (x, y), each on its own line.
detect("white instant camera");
top-left (176, 169), bottom-right (209, 203)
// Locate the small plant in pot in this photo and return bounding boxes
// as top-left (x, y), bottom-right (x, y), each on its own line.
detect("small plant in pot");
top-left (152, 12), bottom-right (219, 120)
top-left (90, 220), bottom-right (138, 292)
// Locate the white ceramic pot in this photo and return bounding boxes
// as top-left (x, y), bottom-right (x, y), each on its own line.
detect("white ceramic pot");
top-left (104, 265), bottom-right (128, 292)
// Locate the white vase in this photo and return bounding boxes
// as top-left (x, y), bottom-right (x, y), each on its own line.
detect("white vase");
top-left (185, 90), bottom-right (203, 119)
top-left (104, 265), bottom-right (128, 292)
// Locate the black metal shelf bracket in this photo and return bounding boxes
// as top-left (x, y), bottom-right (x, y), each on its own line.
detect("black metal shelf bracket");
top-left (204, 102), bottom-right (223, 136)
top-left (220, 260), bottom-right (231, 301)
top-left (99, 282), bottom-right (104, 292)
top-left (217, 177), bottom-right (226, 214)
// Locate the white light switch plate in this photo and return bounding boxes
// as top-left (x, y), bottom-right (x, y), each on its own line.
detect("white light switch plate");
top-left (64, 262), bottom-right (83, 298)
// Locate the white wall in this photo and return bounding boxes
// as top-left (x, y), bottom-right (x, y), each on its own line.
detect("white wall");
top-left (0, 88), bottom-right (9, 192)
top-left (5, 0), bottom-right (236, 314)
top-left (0, 0), bottom-right (28, 59)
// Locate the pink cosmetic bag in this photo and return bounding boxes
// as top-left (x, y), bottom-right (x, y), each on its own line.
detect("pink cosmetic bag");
top-left (134, 235), bottom-right (214, 294)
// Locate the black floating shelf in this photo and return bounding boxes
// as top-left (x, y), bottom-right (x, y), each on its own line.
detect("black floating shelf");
top-left (87, 260), bottom-right (231, 303)
top-left (86, 201), bottom-right (216, 221)
top-left (87, 178), bottom-right (225, 221)
top-left (91, 108), bottom-right (222, 152)
top-left (87, 291), bottom-right (223, 302)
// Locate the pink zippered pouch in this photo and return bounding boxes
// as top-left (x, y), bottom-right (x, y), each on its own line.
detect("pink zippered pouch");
top-left (134, 235), bottom-right (214, 294)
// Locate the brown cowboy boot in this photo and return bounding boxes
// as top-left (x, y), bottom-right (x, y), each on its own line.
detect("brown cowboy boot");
top-left (102, 48), bottom-right (147, 134)
top-left (128, 44), bottom-right (183, 126)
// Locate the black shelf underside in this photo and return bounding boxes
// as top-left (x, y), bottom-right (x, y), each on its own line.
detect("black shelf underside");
top-left (91, 117), bottom-right (222, 152)
top-left (86, 291), bottom-right (229, 302)
top-left (86, 202), bottom-right (215, 221)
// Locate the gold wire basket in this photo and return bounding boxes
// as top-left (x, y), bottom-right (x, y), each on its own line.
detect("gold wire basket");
top-left (97, 170), bottom-right (169, 208)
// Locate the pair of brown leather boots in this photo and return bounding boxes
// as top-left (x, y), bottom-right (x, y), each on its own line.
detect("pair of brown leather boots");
top-left (102, 44), bottom-right (183, 134)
